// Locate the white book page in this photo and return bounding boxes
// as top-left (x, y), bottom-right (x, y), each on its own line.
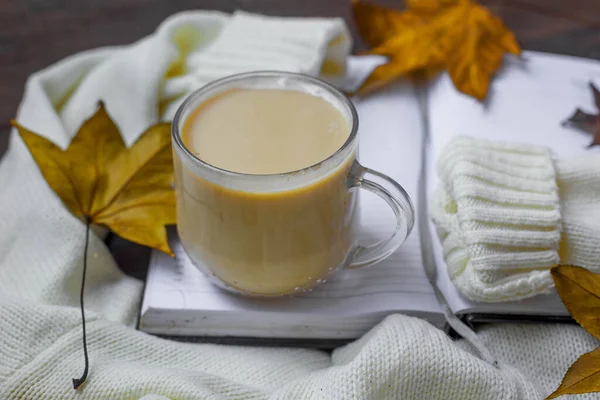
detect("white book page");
top-left (141, 57), bottom-right (441, 335)
top-left (426, 51), bottom-right (600, 315)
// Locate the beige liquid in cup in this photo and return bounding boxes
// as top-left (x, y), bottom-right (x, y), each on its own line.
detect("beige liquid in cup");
top-left (184, 89), bottom-right (349, 174)
top-left (176, 88), bottom-right (356, 295)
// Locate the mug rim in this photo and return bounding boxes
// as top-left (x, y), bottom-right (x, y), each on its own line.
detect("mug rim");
top-left (171, 70), bottom-right (359, 178)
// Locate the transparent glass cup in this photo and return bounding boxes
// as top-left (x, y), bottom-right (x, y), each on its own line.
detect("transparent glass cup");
top-left (172, 71), bottom-right (414, 297)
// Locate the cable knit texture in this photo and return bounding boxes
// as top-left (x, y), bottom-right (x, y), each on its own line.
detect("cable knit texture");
top-left (0, 10), bottom-right (599, 400)
top-left (431, 136), bottom-right (600, 302)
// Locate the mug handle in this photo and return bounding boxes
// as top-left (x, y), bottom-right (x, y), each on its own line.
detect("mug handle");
top-left (346, 160), bottom-right (415, 269)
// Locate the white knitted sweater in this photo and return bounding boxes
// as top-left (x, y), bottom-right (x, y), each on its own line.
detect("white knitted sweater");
top-left (430, 136), bottom-right (600, 302)
top-left (0, 10), bottom-right (598, 400)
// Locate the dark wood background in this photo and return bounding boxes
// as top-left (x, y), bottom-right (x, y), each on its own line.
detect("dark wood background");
top-left (1, 0), bottom-right (599, 138)
top-left (2, 0), bottom-right (600, 155)
top-left (1, 0), bottom-right (599, 278)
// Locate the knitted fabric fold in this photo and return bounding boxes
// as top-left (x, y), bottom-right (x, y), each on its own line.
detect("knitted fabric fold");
top-left (160, 10), bottom-right (351, 118)
top-left (45, 10), bottom-right (350, 146)
top-left (431, 136), bottom-right (586, 302)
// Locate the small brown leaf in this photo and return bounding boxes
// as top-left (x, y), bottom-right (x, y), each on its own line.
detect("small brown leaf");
top-left (547, 347), bottom-right (600, 399)
top-left (591, 82), bottom-right (600, 109)
top-left (551, 265), bottom-right (600, 340)
top-left (562, 82), bottom-right (600, 148)
top-left (561, 108), bottom-right (598, 132)
top-left (590, 121), bottom-right (600, 148)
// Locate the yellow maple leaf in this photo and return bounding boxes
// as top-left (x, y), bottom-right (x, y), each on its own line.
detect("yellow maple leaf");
top-left (352, 0), bottom-right (521, 100)
top-left (12, 102), bottom-right (176, 389)
top-left (11, 103), bottom-right (176, 255)
top-left (547, 347), bottom-right (600, 399)
top-left (547, 265), bottom-right (600, 398)
top-left (552, 265), bottom-right (600, 339)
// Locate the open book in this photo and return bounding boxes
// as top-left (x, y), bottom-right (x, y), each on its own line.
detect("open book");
top-left (139, 52), bottom-right (600, 345)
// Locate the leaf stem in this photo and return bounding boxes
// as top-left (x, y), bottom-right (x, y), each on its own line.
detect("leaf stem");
top-left (72, 217), bottom-right (91, 390)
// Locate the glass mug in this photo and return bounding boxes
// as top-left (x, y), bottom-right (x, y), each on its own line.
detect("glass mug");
top-left (172, 71), bottom-right (414, 296)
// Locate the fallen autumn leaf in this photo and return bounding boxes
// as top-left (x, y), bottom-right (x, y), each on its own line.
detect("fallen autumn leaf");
top-left (11, 104), bottom-right (176, 255)
top-left (352, 0), bottom-right (521, 100)
top-left (548, 265), bottom-right (600, 398)
top-left (11, 103), bottom-right (176, 389)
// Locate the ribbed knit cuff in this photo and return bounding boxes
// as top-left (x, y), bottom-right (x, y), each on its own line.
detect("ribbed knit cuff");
top-left (430, 136), bottom-right (561, 302)
top-left (161, 11), bottom-right (352, 119)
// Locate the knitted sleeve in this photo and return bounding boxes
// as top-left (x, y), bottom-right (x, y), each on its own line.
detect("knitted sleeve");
top-left (51, 10), bottom-right (351, 143)
top-left (430, 136), bottom-right (600, 302)
top-left (160, 11), bottom-right (352, 119)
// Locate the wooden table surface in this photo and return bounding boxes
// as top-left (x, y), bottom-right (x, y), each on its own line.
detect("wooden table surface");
top-left (1, 0), bottom-right (599, 278)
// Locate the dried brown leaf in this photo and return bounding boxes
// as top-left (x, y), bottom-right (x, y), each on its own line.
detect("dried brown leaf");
top-left (548, 266), bottom-right (600, 398)
top-left (591, 82), bottom-right (600, 109)
top-left (11, 103), bottom-right (175, 255)
top-left (562, 82), bottom-right (600, 148)
top-left (562, 108), bottom-right (598, 132)
top-left (353, 0), bottom-right (521, 100)
top-left (547, 347), bottom-right (600, 399)
top-left (552, 265), bottom-right (600, 339)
